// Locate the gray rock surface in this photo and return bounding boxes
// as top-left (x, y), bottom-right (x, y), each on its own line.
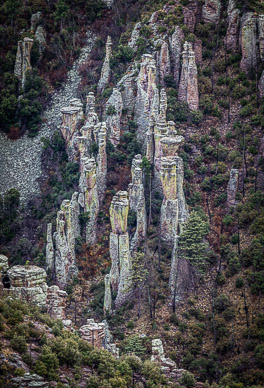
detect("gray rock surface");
top-left (0, 31), bottom-right (96, 203)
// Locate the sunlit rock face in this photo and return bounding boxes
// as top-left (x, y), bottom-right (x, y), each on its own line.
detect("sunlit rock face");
top-left (104, 274), bottom-right (112, 314)
top-left (54, 192), bottom-right (80, 289)
top-left (155, 40), bottom-right (171, 87)
top-left (225, 0), bottom-right (240, 52)
top-left (14, 37), bottom-right (34, 88)
top-left (98, 36), bottom-right (112, 94)
top-left (178, 41), bottom-right (199, 111)
top-left (108, 191), bottom-right (132, 308)
top-left (128, 154), bottom-right (147, 252)
top-left (5, 265), bottom-right (48, 307)
top-left (135, 54), bottom-right (159, 148)
top-left (240, 13), bottom-right (258, 74)
top-left (105, 88), bottom-right (123, 147)
top-left (202, 0), bottom-right (221, 24)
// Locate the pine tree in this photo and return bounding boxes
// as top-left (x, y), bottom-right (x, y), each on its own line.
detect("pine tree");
top-left (130, 252), bottom-right (148, 318)
top-left (179, 211), bottom-right (210, 273)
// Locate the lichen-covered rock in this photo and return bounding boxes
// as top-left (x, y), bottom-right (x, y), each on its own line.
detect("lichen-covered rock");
top-left (128, 22), bottom-right (142, 51)
top-left (110, 191), bottom-right (129, 234)
top-left (183, 1), bottom-right (198, 32)
top-left (79, 157), bottom-right (99, 244)
top-left (135, 54), bottom-right (159, 147)
top-left (202, 0), bottom-right (221, 24)
top-left (117, 69), bottom-right (136, 113)
top-left (30, 11), bottom-right (42, 31)
top-left (227, 168), bottom-right (239, 207)
top-left (178, 41), bottom-right (199, 111)
top-left (109, 232), bottom-right (120, 290)
top-left (96, 122), bottom-right (107, 204)
top-left (259, 70), bottom-right (264, 98)
top-left (46, 285), bottom-right (67, 320)
top-left (105, 88), bottom-right (123, 146)
top-left (11, 373), bottom-right (49, 388)
top-left (104, 274), bottom-right (112, 314)
top-left (169, 26), bottom-right (184, 86)
top-left (61, 99), bottom-right (84, 160)
top-left (240, 12), bottom-right (258, 73)
top-left (156, 40), bottom-right (171, 87)
top-left (35, 25), bottom-right (46, 55)
top-left (0, 254), bottom-right (9, 272)
top-left (45, 223), bottom-right (54, 271)
top-left (224, 0), bottom-right (240, 51)
top-left (98, 36), bottom-right (112, 94)
top-left (115, 232), bottom-right (132, 308)
top-left (128, 155), bottom-right (147, 251)
top-left (5, 265), bottom-right (48, 307)
top-left (54, 192), bottom-right (80, 289)
top-left (14, 37), bottom-right (34, 88)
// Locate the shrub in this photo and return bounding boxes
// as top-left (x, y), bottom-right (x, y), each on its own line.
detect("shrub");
top-left (254, 344), bottom-right (264, 369)
top-left (214, 294), bottom-right (231, 313)
top-left (180, 371), bottom-right (196, 388)
top-left (106, 105), bottom-right (116, 115)
top-left (235, 277), bottom-right (244, 288)
top-left (10, 335), bottom-right (27, 353)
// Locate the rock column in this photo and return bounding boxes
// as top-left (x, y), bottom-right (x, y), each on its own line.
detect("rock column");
top-left (105, 88), bottom-right (123, 146)
top-left (240, 13), bottom-right (258, 74)
top-left (98, 36), bottom-right (112, 94)
top-left (14, 37), bottom-right (34, 88)
top-left (178, 41), bottom-right (199, 111)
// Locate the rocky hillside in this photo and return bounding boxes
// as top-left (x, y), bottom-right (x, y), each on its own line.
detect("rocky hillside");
top-left (1, 0), bottom-right (264, 387)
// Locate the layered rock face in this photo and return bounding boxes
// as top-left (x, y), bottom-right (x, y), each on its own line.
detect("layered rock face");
top-left (109, 191), bottom-right (132, 308)
top-left (105, 88), bottom-right (123, 146)
top-left (14, 37), bottom-right (34, 88)
top-left (128, 155), bottom-right (147, 251)
top-left (178, 42), bottom-right (199, 111)
top-left (79, 157), bottom-right (99, 244)
top-left (53, 193), bottom-right (80, 289)
top-left (169, 26), bottom-right (184, 86)
top-left (202, 0), bottom-right (221, 24)
top-left (98, 36), bottom-right (112, 94)
top-left (240, 13), bottom-right (258, 73)
top-left (4, 265), bottom-right (48, 307)
top-left (227, 168), bottom-right (239, 207)
top-left (135, 54), bottom-right (159, 146)
top-left (225, 0), bottom-right (240, 51)
top-left (46, 285), bottom-right (67, 320)
top-left (80, 319), bottom-right (106, 348)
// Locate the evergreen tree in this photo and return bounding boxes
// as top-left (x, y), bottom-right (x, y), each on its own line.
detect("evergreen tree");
top-left (179, 211), bottom-right (210, 273)
top-left (130, 252), bottom-right (148, 318)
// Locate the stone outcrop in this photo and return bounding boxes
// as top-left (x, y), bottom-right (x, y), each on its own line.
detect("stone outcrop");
top-left (54, 192), bottom-right (80, 289)
top-left (194, 40), bottom-right (203, 64)
top-left (103, 0), bottom-right (114, 7)
top-left (259, 70), bottom-right (264, 98)
top-left (14, 37), bottom-right (34, 88)
top-left (0, 254), bottom-right (9, 272)
top-left (151, 339), bottom-right (186, 382)
top-left (227, 168), bottom-right (239, 207)
top-left (156, 40), bottom-right (171, 87)
top-left (240, 13), bottom-right (258, 73)
top-left (96, 122), bottom-right (107, 203)
top-left (30, 11), bottom-right (42, 31)
top-left (61, 99), bottom-right (84, 160)
top-left (98, 36), bottom-right (112, 94)
top-left (45, 223), bottom-right (54, 272)
top-left (183, 1), bottom-right (198, 32)
top-left (104, 274), bottom-right (112, 314)
top-left (80, 319), bottom-right (106, 348)
top-left (178, 42), bottom-right (199, 111)
top-left (258, 15), bottom-right (264, 61)
top-left (46, 285), bottom-right (67, 320)
top-left (202, 0), bottom-right (221, 24)
top-left (105, 88), bottom-right (123, 146)
top-left (79, 157), bottom-right (99, 244)
top-left (35, 25), bottom-right (46, 55)
top-left (4, 265), bottom-right (48, 307)
top-left (109, 191), bottom-right (132, 308)
top-left (135, 54), bottom-right (159, 147)
top-left (117, 70), bottom-right (136, 114)
top-left (128, 155), bottom-right (147, 251)
top-left (12, 373), bottom-right (49, 388)
top-left (224, 0), bottom-right (240, 51)
top-left (128, 22), bottom-right (142, 51)
top-left (169, 27), bottom-right (184, 87)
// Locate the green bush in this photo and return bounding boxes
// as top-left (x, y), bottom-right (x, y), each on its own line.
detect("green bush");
top-left (10, 335), bottom-right (27, 353)
top-left (180, 371), bottom-right (196, 388)
top-left (214, 294), bottom-right (231, 313)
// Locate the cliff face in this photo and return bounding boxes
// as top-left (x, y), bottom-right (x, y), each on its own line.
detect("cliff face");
top-left (2, 0), bottom-right (264, 386)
